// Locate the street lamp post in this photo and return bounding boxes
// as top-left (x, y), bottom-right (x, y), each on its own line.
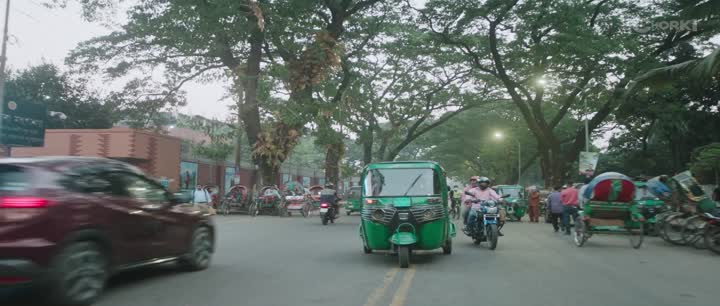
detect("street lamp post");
top-left (494, 132), bottom-right (521, 185)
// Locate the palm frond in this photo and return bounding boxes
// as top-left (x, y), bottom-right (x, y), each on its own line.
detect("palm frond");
top-left (627, 47), bottom-right (720, 94)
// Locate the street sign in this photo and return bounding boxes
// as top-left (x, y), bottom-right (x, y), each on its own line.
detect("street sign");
top-left (0, 99), bottom-right (46, 147)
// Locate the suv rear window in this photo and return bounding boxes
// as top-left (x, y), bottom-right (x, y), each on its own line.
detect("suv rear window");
top-left (0, 165), bottom-right (31, 191)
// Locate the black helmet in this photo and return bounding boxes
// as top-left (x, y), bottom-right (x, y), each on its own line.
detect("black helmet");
top-left (325, 183), bottom-right (335, 189)
top-left (477, 177), bottom-right (490, 184)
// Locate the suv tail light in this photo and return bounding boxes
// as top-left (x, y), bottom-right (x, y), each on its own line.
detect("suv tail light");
top-left (0, 197), bottom-right (50, 208)
top-left (320, 203), bottom-right (329, 208)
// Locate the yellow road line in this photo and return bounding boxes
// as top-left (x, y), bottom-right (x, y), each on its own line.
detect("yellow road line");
top-left (388, 266), bottom-right (416, 306)
top-left (362, 268), bottom-right (400, 306)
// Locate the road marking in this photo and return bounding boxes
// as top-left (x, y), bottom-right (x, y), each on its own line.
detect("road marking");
top-left (388, 266), bottom-right (416, 306)
top-left (362, 268), bottom-right (399, 306)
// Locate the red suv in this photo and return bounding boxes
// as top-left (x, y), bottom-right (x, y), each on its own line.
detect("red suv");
top-left (0, 157), bottom-right (215, 305)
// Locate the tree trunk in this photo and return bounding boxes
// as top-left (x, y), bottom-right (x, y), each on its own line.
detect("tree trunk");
top-left (325, 142), bottom-right (342, 186)
top-left (237, 26), bottom-right (264, 189)
top-left (362, 124), bottom-right (374, 165)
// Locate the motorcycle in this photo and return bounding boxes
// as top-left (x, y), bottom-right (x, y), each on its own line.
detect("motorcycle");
top-left (320, 202), bottom-right (336, 225)
top-left (464, 193), bottom-right (510, 250)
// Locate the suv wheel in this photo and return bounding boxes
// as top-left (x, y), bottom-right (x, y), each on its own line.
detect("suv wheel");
top-left (48, 242), bottom-right (108, 306)
top-left (180, 227), bottom-right (213, 271)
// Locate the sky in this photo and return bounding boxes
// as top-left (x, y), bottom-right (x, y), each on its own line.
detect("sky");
top-left (3, 0), bottom-right (233, 120)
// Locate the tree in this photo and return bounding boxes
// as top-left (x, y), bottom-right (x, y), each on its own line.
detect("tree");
top-left (690, 143), bottom-right (720, 185)
top-left (410, 0), bottom-right (718, 186)
top-left (4, 64), bottom-right (119, 129)
top-left (65, 0), bottom-right (386, 186)
top-left (628, 0), bottom-right (720, 89)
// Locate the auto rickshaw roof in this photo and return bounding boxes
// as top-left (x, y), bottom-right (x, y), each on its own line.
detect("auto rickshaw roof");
top-left (365, 160), bottom-right (444, 172)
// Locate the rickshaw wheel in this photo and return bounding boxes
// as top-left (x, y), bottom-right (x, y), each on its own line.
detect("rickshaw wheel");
top-left (574, 217), bottom-right (587, 247)
top-left (302, 204), bottom-right (310, 218)
top-left (442, 238), bottom-right (452, 254)
top-left (629, 223), bottom-right (644, 249)
top-left (398, 246), bottom-right (410, 268)
top-left (662, 214), bottom-right (688, 245)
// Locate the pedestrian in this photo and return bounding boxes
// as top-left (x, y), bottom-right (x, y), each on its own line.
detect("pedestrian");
top-left (713, 186), bottom-right (720, 202)
top-left (528, 188), bottom-right (540, 223)
top-left (546, 186), bottom-right (564, 232)
top-left (192, 184), bottom-right (211, 206)
top-left (560, 182), bottom-right (580, 235)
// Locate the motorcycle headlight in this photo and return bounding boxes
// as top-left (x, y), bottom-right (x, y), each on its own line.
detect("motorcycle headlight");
top-left (372, 209), bottom-right (384, 221)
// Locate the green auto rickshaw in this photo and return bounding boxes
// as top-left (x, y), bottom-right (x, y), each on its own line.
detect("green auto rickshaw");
top-left (345, 186), bottom-right (362, 215)
top-left (495, 185), bottom-right (527, 221)
top-left (359, 161), bottom-right (456, 268)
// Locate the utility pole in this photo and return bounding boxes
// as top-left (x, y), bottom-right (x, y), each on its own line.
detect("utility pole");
top-left (0, 0), bottom-right (11, 157)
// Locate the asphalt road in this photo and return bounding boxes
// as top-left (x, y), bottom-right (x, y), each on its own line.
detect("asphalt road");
top-left (5, 212), bottom-right (718, 306)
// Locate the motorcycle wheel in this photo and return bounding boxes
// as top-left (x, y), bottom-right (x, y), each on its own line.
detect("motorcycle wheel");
top-left (322, 215), bottom-right (328, 225)
top-left (487, 224), bottom-right (498, 250)
top-left (704, 224), bottom-right (720, 255)
top-left (346, 210), bottom-right (351, 216)
top-left (398, 246), bottom-right (410, 268)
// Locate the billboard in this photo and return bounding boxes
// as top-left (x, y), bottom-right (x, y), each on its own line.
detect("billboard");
top-left (579, 152), bottom-right (600, 176)
top-left (180, 161), bottom-right (198, 190)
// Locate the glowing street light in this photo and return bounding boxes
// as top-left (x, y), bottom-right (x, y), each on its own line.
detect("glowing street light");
top-left (493, 131), bottom-right (521, 185)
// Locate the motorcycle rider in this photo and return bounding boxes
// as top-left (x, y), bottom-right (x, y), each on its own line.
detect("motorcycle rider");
top-left (461, 176), bottom-right (480, 226)
top-left (319, 182), bottom-right (340, 217)
top-left (465, 177), bottom-right (503, 236)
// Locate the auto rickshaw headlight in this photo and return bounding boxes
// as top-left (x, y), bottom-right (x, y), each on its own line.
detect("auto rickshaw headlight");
top-left (372, 209), bottom-right (384, 221)
top-left (399, 212), bottom-right (409, 220)
top-left (423, 209), bottom-right (434, 219)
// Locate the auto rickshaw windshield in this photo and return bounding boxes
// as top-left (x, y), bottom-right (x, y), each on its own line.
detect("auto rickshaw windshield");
top-left (500, 188), bottom-right (522, 198)
top-left (363, 168), bottom-right (439, 197)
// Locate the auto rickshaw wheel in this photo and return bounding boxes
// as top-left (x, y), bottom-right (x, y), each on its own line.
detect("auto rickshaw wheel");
top-left (398, 246), bottom-right (410, 268)
top-left (629, 223), bottom-right (644, 249)
top-left (363, 245), bottom-right (372, 254)
top-left (442, 239), bottom-right (452, 254)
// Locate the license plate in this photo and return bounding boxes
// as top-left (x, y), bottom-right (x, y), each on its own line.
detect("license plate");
top-left (320, 208), bottom-right (328, 213)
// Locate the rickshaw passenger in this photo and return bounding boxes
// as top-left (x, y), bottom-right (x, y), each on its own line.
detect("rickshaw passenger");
top-left (320, 183), bottom-right (340, 217)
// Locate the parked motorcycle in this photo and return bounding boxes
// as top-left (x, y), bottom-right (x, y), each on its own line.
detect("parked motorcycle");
top-left (320, 202), bottom-right (336, 225)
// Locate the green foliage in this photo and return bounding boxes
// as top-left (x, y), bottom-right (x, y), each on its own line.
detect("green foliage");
top-left (690, 143), bottom-right (720, 184)
top-left (4, 64), bottom-right (120, 129)
top-left (179, 115), bottom-right (236, 162)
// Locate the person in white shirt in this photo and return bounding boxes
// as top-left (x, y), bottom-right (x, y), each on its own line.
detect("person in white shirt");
top-left (192, 185), bottom-right (211, 205)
